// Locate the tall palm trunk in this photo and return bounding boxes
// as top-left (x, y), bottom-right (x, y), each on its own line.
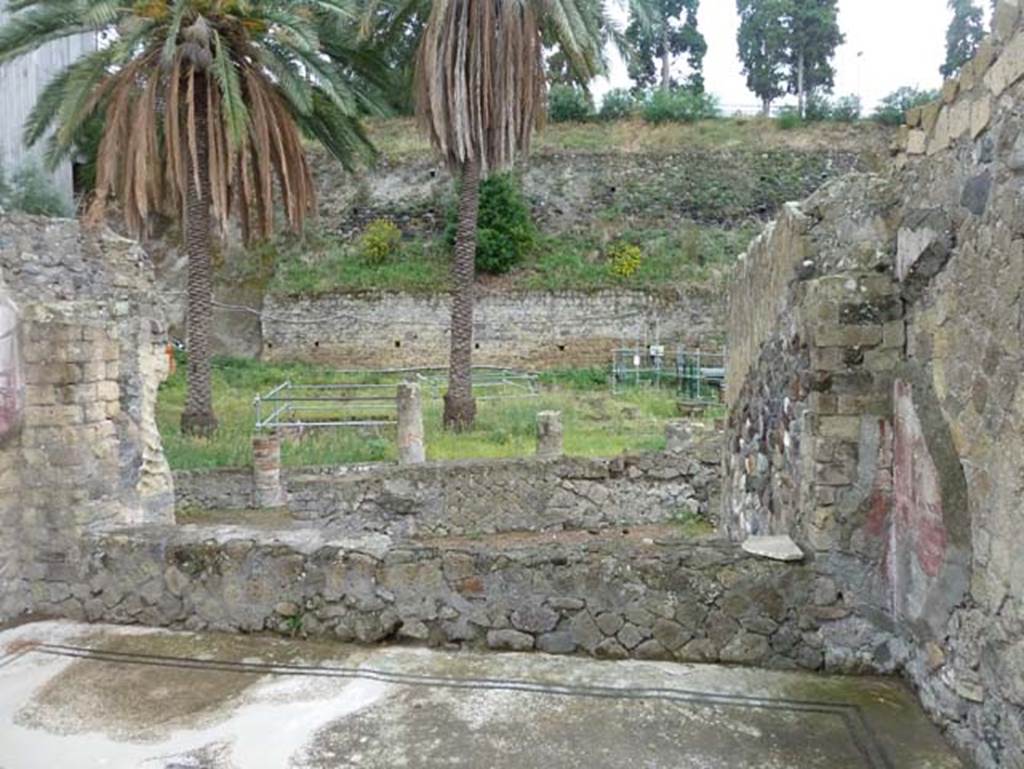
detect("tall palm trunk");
top-left (180, 74), bottom-right (218, 437)
top-left (443, 159), bottom-right (481, 431)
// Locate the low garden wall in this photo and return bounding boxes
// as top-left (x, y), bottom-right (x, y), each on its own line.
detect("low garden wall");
top-left (46, 523), bottom-right (884, 671)
top-left (261, 289), bottom-right (722, 369)
top-left (174, 449), bottom-right (722, 537)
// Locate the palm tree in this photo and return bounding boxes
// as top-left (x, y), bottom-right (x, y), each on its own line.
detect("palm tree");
top-left (414, 0), bottom-right (603, 430)
top-left (0, 0), bottom-right (385, 436)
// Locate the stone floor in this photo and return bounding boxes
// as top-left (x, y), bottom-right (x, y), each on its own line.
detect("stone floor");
top-left (0, 620), bottom-right (963, 769)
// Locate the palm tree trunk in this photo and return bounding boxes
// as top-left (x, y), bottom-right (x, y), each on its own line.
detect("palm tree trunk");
top-left (180, 74), bottom-right (218, 437)
top-left (443, 159), bottom-right (481, 431)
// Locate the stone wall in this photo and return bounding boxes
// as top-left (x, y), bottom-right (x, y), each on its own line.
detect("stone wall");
top-left (724, 7), bottom-right (1024, 765)
top-left (0, 215), bottom-right (173, 622)
top-left (174, 448), bottom-right (722, 537)
top-left (27, 522), bottom-right (871, 670)
top-left (261, 288), bottom-right (722, 369)
top-left (313, 141), bottom-right (875, 238)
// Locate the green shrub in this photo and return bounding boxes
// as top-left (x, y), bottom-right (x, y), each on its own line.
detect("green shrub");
top-left (447, 172), bottom-right (535, 275)
top-left (608, 241), bottom-right (643, 279)
top-left (358, 218), bottom-right (402, 264)
top-left (873, 86), bottom-right (940, 126)
top-left (830, 95), bottom-right (862, 123)
top-left (776, 106), bottom-right (802, 130)
top-left (802, 92), bottom-right (834, 122)
top-left (548, 84), bottom-right (594, 123)
top-left (598, 88), bottom-right (636, 121)
top-left (641, 88), bottom-right (720, 124)
top-left (0, 162), bottom-right (71, 217)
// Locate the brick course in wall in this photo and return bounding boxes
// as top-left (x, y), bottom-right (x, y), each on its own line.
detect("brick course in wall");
top-left (0, 216), bottom-right (173, 621)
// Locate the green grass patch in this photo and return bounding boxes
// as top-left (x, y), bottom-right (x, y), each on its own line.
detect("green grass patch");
top-left (158, 357), bottom-right (692, 471)
top-left (363, 116), bottom-right (891, 161)
top-left (521, 223), bottom-right (758, 292)
top-left (267, 231), bottom-right (450, 296)
top-left (264, 221), bottom-right (757, 297)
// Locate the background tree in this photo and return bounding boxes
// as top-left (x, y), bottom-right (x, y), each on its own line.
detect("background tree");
top-left (545, 0), bottom-right (621, 89)
top-left (784, 0), bottom-right (844, 119)
top-left (415, 0), bottom-right (602, 429)
top-left (942, 0), bottom-right (984, 78)
top-left (0, 0), bottom-right (386, 436)
top-left (736, 0), bottom-right (789, 115)
top-left (625, 0), bottom-right (707, 93)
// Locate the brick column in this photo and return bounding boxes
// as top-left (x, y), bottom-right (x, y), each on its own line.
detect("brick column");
top-left (252, 433), bottom-right (286, 508)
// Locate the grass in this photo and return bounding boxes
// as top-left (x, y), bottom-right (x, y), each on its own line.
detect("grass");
top-left (268, 233), bottom-right (450, 295)
top-left (266, 221), bottom-right (758, 297)
top-left (362, 116), bottom-right (892, 162)
top-left (158, 357), bottom-right (708, 471)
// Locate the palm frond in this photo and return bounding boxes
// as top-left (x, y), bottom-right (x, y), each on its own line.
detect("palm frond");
top-left (211, 29), bottom-right (250, 148)
top-left (414, 0), bottom-right (546, 173)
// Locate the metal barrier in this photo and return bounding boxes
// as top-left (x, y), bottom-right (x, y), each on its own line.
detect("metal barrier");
top-left (414, 368), bottom-right (539, 402)
top-left (253, 367), bottom-right (539, 433)
top-left (611, 347), bottom-right (725, 403)
top-left (254, 382), bottom-right (399, 431)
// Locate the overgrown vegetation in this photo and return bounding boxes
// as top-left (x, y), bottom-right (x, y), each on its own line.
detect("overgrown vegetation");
top-left (360, 115), bottom-right (889, 161)
top-left (0, 162), bottom-right (71, 217)
top-left (872, 87), bottom-right (940, 126)
top-left (548, 84), bottom-right (595, 123)
top-left (445, 173), bottom-right (536, 275)
top-left (158, 357), bottom-right (685, 470)
top-left (358, 219), bottom-right (403, 265)
top-left (267, 218), bottom-right (757, 296)
top-left (598, 89), bottom-right (637, 121)
top-left (776, 92), bottom-right (861, 128)
top-left (641, 88), bottom-right (720, 124)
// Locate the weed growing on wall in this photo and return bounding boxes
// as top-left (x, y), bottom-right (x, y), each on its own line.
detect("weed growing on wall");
top-left (608, 241), bottom-right (643, 278)
top-left (358, 219), bottom-right (402, 265)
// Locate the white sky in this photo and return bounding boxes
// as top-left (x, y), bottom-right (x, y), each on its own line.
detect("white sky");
top-left (595, 0), bottom-right (993, 112)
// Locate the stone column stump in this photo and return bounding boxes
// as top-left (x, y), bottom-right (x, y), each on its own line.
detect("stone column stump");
top-left (536, 411), bottom-right (564, 457)
top-left (665, 420), bottom-right (693, 452)
top-left (252, 433), bottom-right (286, 508)
top-left (396, 382), bottom-right (426, 465)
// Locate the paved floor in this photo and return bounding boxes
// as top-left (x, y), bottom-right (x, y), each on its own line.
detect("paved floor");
top-left (0, 621), bottom-right (963, 769)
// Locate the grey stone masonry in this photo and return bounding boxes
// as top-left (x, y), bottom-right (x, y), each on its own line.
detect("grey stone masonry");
top-left (262, 289), bottom-right (723, 370)
top-left (0, 215), bottom-right (173, 622)
top-left (725, 7), bottom-right (1024, 765)
top-left (174, 447), bottom-right (722, 537)
top-left (27, 522), bottom-right (880, 674)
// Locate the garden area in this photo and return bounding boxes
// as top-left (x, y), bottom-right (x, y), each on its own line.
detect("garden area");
top-left (156, 355), bottom-right (711, 471)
